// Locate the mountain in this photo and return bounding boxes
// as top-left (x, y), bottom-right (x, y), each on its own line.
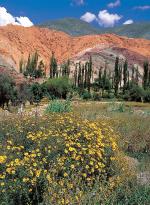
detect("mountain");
top-left (0, 25), bottom-right (150, 77)
top-left (39, 18), bottom-right (150, 40)
top-left (38, 18), bottom-right (100, 36)
top-left (102, 22), bottom-right (150, 40)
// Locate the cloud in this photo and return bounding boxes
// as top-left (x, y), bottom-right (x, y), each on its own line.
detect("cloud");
top-left (0, 7), bottom-right (33, 27)
top-left (81, 10), bottom-right (122, 27)
top-left (107, 0), bottom-right (120, 8)
top-left (123, 19), bottom-right (134, 25)
top-left (15, 17), bottom-right (33, 27)
top-left (98, 10), bottom-right (122, 27)
top-left (80, 12), bottom-right (96, 23)
top-left (134, 5), bottom-right (150, 10)
top-left (72, 0), bottom-right (84, 6)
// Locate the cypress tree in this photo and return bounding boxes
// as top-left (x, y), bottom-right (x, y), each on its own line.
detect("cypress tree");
top-left (119, 64), bottom-right (122, 88)
top-left (148, 70), bottom-right (150, 88)
top-left (50, 52), bottom-right (57, 78)
top-left (143, 61), bottom-right (149, 89)
top-left (87, 56), bottom-right (92, 93)
top-left (131, 66), bottom-right (135, 83)
top-left (81, 64), bottom-right (85, 90)
top-left (78, 63), bottom-right (82, 88)
top-left (74, 63), bottom-right (78, 87)
top-left (135, 67), bottom-right (139, 85)
top-left (98, 67), bottom-right (102, 89)
top-left (123, 60), bottom-right (128, 94)
top-left (84, 63), bottom-right (88, 89)
top-left (114, 57), bottom-right (120, 96)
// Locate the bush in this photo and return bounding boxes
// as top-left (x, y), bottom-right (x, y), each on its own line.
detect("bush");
top-left (81, 90), bottom-right (92, 100)
top-left (0, 73), bottom-right (15, 108)
top-left (44, 77), bottom-right (71, 99)
top-left (0, 113), bottom-right (122, 204)
top-left (28, 83), bottom-right (43, 104)
top-left (124, 83), bottom-right (145, 102)
top-left (92, 92), bottom-right (101, 101)
top-left (45, 100), bottom-right (72, 113)
top-left (144, 88), bottom-right (150, 102)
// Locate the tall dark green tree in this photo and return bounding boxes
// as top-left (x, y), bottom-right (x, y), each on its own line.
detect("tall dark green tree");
top-left (74, 63), bottom-right (78, 87)
top-left (135, 67), bottom-right (139, 85)
top-left (114, 57), bottom-right (120, 96)
top-left (50, 52), bottom-right (58, 78)
top-left (87, 56), bottom-right (93, 92)
top-left (119, 65), bottom-right (122, 88)
top-left (62, 60), bottom-right (70, 77)
top-left (143, 61), bottom-right (149, 89)
top-left (123, 60), bottom-right (128, 94)
top-left (77, 63), bottom-right (82, 88)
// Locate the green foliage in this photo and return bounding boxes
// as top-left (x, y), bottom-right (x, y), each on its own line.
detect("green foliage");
top-left (81, 90), bottom-right (92, 100)
top-left (124, 82), bottom-right (145, 102)
top-left (45, 100), bottom-right (72, 113)
top-left (92, 92), bottom-right (101, 101)
top-left (0, 73), bottom-right (15, 108)
top-left (29, 83), bottom-right (43, 104)
top-left (143, 61), bottom-right (149, 90)
top-left (50, 52), bottom-right (58, 78)
top-left (44, 77), bottom-right (71, 99)
top-left (144, 88), bottom-right (150, 102)
top-left (114, 57), bottom-right (120, 96)
top-left (108, 102), bottom-right (126, 113)
top-left (61, 60), bottom-right (70, 77)
top-left (23, 52), bottom-right (45, 78)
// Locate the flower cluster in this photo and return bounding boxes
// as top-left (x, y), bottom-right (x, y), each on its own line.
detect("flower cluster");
top-left (0, 113), bottom-right (119, 204)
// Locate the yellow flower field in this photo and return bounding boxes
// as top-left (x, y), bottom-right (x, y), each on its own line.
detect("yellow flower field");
top-left (0, 113), bottom-right (125, 204)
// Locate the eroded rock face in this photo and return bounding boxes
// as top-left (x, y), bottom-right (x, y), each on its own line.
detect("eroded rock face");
top-left (0, 25), bottom-right (150, 73)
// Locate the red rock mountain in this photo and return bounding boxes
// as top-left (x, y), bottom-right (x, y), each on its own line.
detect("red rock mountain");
top-left (0, 25), bottom-right (150, 73)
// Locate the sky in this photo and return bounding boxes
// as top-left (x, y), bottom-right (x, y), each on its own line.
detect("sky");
top-left (0, 0), bottom-right (150, 27)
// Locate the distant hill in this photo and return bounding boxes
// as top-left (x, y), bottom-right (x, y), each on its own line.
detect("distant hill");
top-left (38, 18), bottom-right (100, 36)
top-left (102, 22), bottom-right (150, 40)
top-left (38, 18), bottom-right (150, 39)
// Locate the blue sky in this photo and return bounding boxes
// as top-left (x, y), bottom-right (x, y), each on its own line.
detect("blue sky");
top-left (0, 0), bottom-right (150, 27)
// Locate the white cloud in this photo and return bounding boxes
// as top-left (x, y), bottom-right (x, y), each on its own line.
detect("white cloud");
top-left (80, 12), bottom-right (96, 23)
top-left (134, 5), bottom-right (150, 10)
top-left (0, 7), bottom-right (33, 27)
top-left (16, 17), bottom-right (33, 27)
top-left (108, 0), bottom-right (120, 8)
top-left (81, 10), bottom-right (122, 27)
top-left (98, 10), bottom-right (122, 27)
top-left (123, 19), bottom-right (134, 25)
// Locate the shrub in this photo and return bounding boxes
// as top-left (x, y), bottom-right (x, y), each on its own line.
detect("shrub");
top-left (45, 100), bottom-right (72, 113)
top-left (81, 90), bottom-right (92, 100)
top-left (44, 77), bottom-right (71, 99)
top-left (0, 73), bottom-right (15, 108)
top-left (92, 92), bottom-right (101, 101)
top-left (0, 113), bottom-right (122, 204)
top-left (108, 102), bottom-right (126, 113)
top-left (28, 83), bottom-right (43, 104)
top-left (144, 88), bottom-right (150, 102)
top-left (124, 83), bottom-right (145, 102)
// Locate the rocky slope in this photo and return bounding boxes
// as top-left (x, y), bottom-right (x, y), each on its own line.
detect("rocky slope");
top-left (0, 25), bottom-right (150, 74)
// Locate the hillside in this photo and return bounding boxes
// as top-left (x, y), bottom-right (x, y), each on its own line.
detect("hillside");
top-left (103, 22), bottom-right (150, 40)
top-left (39, 18), bottom-right (150, 39)
top-left (0, 25), bottom-right (150, 77)
top-left (38, 18), bottom-right (100, 36)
